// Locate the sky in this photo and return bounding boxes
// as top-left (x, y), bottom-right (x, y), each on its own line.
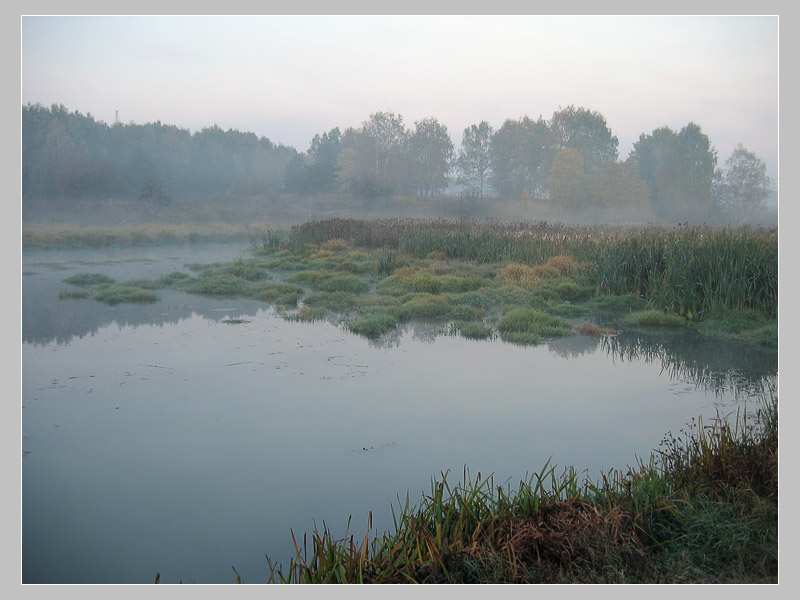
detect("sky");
top-left (20, 14), bottom-right (780, 184)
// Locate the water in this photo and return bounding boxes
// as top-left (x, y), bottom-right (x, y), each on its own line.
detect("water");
top-left (21, 242), bottom-right (777, 583)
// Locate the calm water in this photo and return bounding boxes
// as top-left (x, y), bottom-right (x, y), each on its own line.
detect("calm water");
top-left (21, 243), bottom-right (777, 584)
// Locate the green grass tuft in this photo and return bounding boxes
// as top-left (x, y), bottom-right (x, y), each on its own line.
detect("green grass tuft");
top-left (93, 285), bottom-right (159, 305)
top-left (63, 272), bottom-right (115, 286)
top-left (346, 313), bottom-right (399, 337)
top-left (498, 307), bottom-right (573, 339)
top-left (58, 289), bottom-right (91, 299)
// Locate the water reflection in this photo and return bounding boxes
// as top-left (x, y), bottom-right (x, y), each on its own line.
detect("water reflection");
top-left (600, 329), bottom-right (776, 397)
top-left (22, 243), bottom-right (779, 584)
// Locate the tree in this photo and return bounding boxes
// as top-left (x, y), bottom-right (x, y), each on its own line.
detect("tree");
top-left (491, 116), bottom-right (554, 199)
top-left (337, 111), bottom-right (410, 197)
top-left (550, 105), bottom-right (619, 173)
top-left (408, 117), bottom-right (454, 196)
top-left (630, 122), bottom-right (717, 221)
top-left (717, 144), bottom-right (771, 219)
top-left (455, 121), bottom-right (493, 198)
top-left (587, 158), bottom-right (650, 210)
top-left (546, 149), bottom-right (588, 209)
top-left (305, 127), bottom-right (342, 193)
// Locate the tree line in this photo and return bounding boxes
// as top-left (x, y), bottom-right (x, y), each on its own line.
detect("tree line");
top-left (22, 102), bottom-right (772, 221)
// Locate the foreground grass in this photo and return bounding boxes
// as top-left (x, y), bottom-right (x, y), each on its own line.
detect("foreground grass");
top-left (255, 395), bottom-right (777, 584)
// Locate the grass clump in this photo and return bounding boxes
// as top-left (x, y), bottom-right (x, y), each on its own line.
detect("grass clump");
top-left (303, 291), bottom-right (359, 312)
top-left (695, 309), bottom-right (778, 347)
top-left (179, 272), bottom-right (248, 296)
top-left (498, 307), bottom-right (573, 341)
top-left (621, 309), bottom-right (687, 328)
top-left (379, 269), bottom-right (443, 295)
top-left (247, 282), bottom-right (305, 306)
top-left (58, 289), bottom-right (91, 299)
top-left (451, 321), bottom-right (495, 340)
top-left (93, 285), bottom-right (159, 305)
top-left (284, 305), bottom-right (327, 322)
top-left (400, 293), bottom-right (454, 319)
top-left (63, 272), bottom-right (115, 286)
top-left (376, 249), bottom-right (406, 275)
top-left (346, 313), bottom-right (399, 338)
top-left (314, 273), bottom-right (370, 294)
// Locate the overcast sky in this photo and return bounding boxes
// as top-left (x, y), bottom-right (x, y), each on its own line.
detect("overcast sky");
top-left (20, 14), bottom-right (779, 183)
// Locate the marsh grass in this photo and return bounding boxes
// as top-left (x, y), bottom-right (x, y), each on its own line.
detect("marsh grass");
top-left (498, 308), bottom-right (573, 339)
top-left (696, 309), bottom-right (778, 347)
top-left (314, 273), bottom-right (370, 294)
top-left (55, 218), bottom-right (775, 348)
top-left (303, 291), bottom-right (359, 312)
top-left (93, 284), bottom-right (159, 305)
top-left (63, 272), bottom-right (115, 286)
top-left (450, 321), bottom-right (495, 340)
top-left (260, 394), bottom-right (776, 584)
top-left (346, 313), bottom-right (399, 337)
top-left (58, 289), bottom-right (91, 299)
top-left (621, 310), bottom-right (687, 328)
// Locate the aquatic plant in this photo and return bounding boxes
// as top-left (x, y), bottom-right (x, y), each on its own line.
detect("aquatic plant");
top-left (450, 321), bottom-right (495, 340)
top-left (379, 269), bottom-right (443, 295)
top-left (315, 274), bottom-right (370, 294)
top-left (621, 310), bottom-right (687, 328)
top-left (346, 313), bottom-right (399, 338)
top-left (58, 289), bottom-right (91, 299)
top-left (497, 308), bottom-right (573, 339)
top-left (93, 285), bottom-right (159, 305)
top-left (63, 272), bottom-right (115, 286)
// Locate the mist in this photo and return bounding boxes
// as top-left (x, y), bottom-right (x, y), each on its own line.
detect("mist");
top-left (21, 102), bottom-right (777, 233)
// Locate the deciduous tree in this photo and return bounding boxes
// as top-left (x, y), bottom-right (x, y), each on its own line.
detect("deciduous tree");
top-left (550, 105), bottom-right (618, 172)
top-left (408, 117), bottom-right (454, 196)
top-left (455, 121), bottom-right (493, 198)
top-left (717, 143), bottom-right (771, 220)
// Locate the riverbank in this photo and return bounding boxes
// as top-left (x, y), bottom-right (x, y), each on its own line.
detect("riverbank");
top-left (258, 392), bottom-right (777, 583)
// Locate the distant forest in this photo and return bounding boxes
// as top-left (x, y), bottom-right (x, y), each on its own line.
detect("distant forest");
top-left (22, 102), bottom-right (773, 223)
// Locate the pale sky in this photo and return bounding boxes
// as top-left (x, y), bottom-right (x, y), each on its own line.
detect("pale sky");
top-left (20, 14), bottom-right (780, 183)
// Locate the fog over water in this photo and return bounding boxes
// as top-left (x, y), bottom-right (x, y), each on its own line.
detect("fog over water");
top-left (21, 243), bottom-right (776, 583)
top-left (16, 12), bottom-right (782, 585)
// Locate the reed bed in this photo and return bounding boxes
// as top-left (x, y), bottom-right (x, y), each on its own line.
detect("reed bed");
top-left (287, 219), bottom-right (778, 319)
top-left (258, 393), bottom-right (776, 584)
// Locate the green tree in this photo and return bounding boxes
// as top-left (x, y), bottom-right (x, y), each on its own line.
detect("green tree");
top-left (491, 116), bottom-right (554, 199)
top-left (546, 149), bottom-right (588, 208)
top-left (588, 158), bottom-right (650, 210)
top-left (306, 127), bottom-right (342, 193)
top-left (455, 121), bottom-right (493, 198)
top-left (550, 105), bottom-right (618, 173)
top-left (718, 144), bottom-right (771, 220)
top-left (631, 122), bottom-right (717, 221)
top-left (337, 111), bottom-right (410, 197)
top-left (408, 117), bottom-right (454, 196)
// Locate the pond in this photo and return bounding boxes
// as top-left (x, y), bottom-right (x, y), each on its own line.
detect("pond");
top-left (21, 242), bottom-right (777, 584)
